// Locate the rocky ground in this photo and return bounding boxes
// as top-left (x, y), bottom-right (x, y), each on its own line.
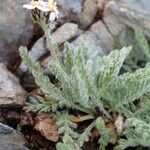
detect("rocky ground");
top-left (0, 0), bottom-right (150, 149)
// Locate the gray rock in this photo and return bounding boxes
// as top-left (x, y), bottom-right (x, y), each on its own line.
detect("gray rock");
top-left (79, 0), bottom-right (98, 29)
top-left (0, 144), bottom-right (29, 150)
top-left (0, 63), bottom-right (27, 106)
top-left (0, 123), bottom-right (28, 150)
top-left (103, 1), bottom-right (127, 46)
top-left (51, 23), bottom-right (83, 44)
top-left (118, 0), bottom-right (150, 13)
top-left (73, 21), bottom-right (115, 55)
top-left (56, 0), bottom-right (84, 23)
top-left (103, 8), bottom-right (126, 39)
top-left (57, 0), bottom-right (84, 14)
top-left (19, 23), bottom-right (82, 73)
top-left (104, 0), bottom-right (150, 39)
top-left (0, 0), bottom-right (34, 65)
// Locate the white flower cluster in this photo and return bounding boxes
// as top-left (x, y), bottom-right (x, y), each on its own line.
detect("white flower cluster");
top-left (23, 0), bottom-right (59, 22)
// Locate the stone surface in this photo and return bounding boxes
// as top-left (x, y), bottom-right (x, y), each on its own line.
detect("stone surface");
top-left (79, 0), bottom-right (98, 29)
top-left (0, 123), bottom-right (28, 150)
top-left (118, 0), bottom-right (150, 13)
top-left (56, 0), bottom-right (84, 23)
top-left (103, 8), bottom-right (126, 39)
top-left (103, 1), bottom-right (127, 45)
top-left (104, 0), bottom-right (150, 39)
top-left (0, 0), bottom-right (34, 65)
top-left (19, 23), bottom-right (82, 73)
top-left (57, 0), bottom-right (84, 14)
top-left (73, 21), bottom-right (115, 55)
top-left (51, 23), bottom-right (82, 44)
top-left (97, 0), bottom-right (106, 12)
top-left (0, 63), bottom-right (27, 106)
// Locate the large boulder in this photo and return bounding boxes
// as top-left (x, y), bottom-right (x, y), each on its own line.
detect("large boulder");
top-left (0, 0), bottom-right (34, 65)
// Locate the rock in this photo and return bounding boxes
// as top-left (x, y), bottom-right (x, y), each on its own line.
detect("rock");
top-left (103, 8), bottom-right (126, 39)
top-left (19, 23), bottom-right (82, 73)
top-left (0, 144), bottom-right (29, 150)
top-left (0, 0), bottom-right (34, 65)
top-left (35, 113), bottom-right (59, 142)
top-left (0, 123), bottom-right (29, 150)
top-left (56, 0), bottom-right (84, 23)
top-left (118, 0), bottom-right (150, 13)
top-left (104, 0), bottom-right (150, 39)
top-left (79, 0), bottom-right (98, 29)
top-left (57, 0), bottom-right (84, 14)
top-left (0, 63), bottom-right (27, 106)
top-left (97, 0), bottom-right (106, 12)
top-left (103, 1), bottom-right (127, 46)
top-left (40, 56), bottom-right (53, 74)
top-left (51, 23), bottom-right (82, 44)
top-left (73, 21), bottom-right (115, 55)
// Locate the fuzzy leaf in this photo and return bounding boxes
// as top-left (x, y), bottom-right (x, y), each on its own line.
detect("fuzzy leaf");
top-left (115, 118), bottom-right (150, 149)
top-left (103, 67), bottom-right (150, 110)
top-left (95, 117), bottom-right (114, 150)
top-left (19, 46), bottom-right (64, 101)
top-left (77, 121), bottom-right (95, 147)
top-left (63, 42), bottom-right (74, 74)
top-left (98, 47), bottom-right (132, 89)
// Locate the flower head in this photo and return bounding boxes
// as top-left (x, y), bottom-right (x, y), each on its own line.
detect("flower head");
top-left (23, 0), bottom-right (49, 12)
top-left (47, 0), bottom-right (57, 12)
top-left (23, 0), bottom-right (59, 22)
top-left (46, 0), bottom-right (59, 21)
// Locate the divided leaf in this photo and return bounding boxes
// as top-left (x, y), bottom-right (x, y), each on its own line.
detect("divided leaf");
top-left (115, 118), bottom-right (150, 149)
top-left (19, 46), bottom-right (64, 102)
top-left (103, 67), bottom-right (150, 111)
top-left (98, 47), bottom-right (132, 89)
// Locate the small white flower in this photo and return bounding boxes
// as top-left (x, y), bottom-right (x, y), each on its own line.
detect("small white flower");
top-left (23, 0), bottom-right (49, 12)
top-left (37, 5), bottom-right (49, 12)
top-left (49, 12), bottom-right (56, 21)
top-left (23, 4), bottom-right (35, 10)
top-left (47, 0), bottom-right (59, 21)
top-left (39, 0), bottom-right (47, 7)
top-left (23, 0), bottom-right (59, 21)
top-left (47, 0), bottom-right (58, 12)
top-left (49, 10), bottom-right (59, 21)
top-left (55, 10), bottom-right (59, 18)
top-left (47, 0), bottom-right (56, 9)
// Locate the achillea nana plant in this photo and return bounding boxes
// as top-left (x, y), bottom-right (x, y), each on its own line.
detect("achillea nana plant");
top-left (20, 0), bottom-right (150, 149)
